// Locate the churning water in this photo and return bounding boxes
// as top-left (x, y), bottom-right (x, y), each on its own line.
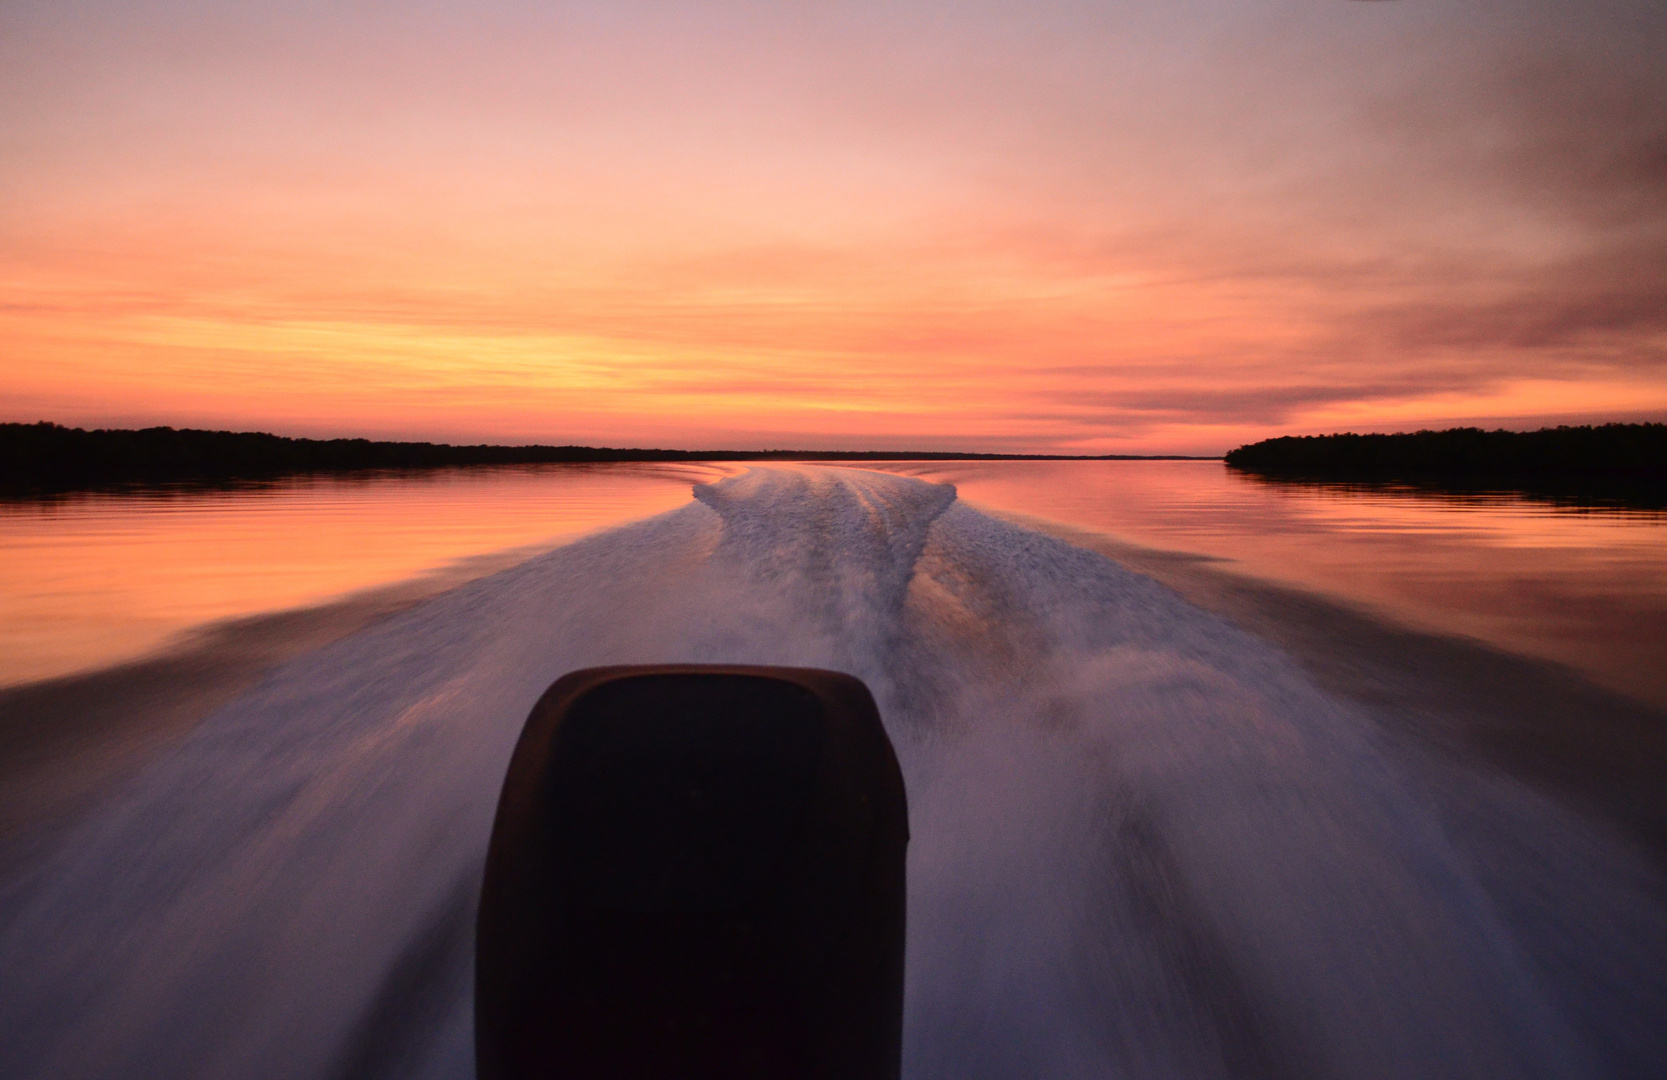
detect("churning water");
top-left (1, 467), bottom-right (1663, 1079)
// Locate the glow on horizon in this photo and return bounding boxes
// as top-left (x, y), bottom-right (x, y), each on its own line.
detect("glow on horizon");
top-left (3, 0), bottom-right (1664, 454)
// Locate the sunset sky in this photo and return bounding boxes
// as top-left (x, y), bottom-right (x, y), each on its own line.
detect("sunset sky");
top-left (3, 0), bottom-right (1664, 454)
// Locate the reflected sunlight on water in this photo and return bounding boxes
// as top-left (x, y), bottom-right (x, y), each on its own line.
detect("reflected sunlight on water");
top-left (888, 460), bottom-right (1667, 709)
top-left (5, 459), bottom-right (1665, 708)
top-left (0, 464), bottom-right (728, 686)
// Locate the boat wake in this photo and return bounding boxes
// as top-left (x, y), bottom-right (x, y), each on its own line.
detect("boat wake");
top-left (1, 467), bottom-right (1662, 1079)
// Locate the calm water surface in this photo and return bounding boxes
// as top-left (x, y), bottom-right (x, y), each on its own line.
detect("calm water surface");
top-left (0, 463), bottom-right (727, 686)
top-left (3, 459), bottom-right (1664, 706)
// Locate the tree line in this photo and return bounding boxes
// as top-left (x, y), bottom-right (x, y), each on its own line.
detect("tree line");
top-left (0, 422), bottom-right (1193, 493)
top-left (1225, 424), bottom-right (1666, 484)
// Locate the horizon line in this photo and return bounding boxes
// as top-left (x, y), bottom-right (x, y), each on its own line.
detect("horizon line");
top-left (3, 421), bottom-right (1223, 461)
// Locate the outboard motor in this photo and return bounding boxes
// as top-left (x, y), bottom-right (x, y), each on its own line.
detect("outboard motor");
top-left (476, 665), bottom-right (908, 1080)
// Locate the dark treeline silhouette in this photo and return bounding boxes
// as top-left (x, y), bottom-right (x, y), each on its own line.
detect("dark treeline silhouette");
top-left (1226, 424), bottom-right (1666, 492)
top-left (1, 422), bottom-right (1207, 494)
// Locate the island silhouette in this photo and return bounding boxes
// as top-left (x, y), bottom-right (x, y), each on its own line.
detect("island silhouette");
top-left (1, 422), bottom-right (1212, 495)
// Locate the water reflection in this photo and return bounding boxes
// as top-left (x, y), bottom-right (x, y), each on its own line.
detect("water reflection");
top-left (1225, 470), bottom-right (1667, 514)
top-left (0, 463), bottom-right (728, 687)
top-left (6, 459), bottom-right (1665, 711)
top-left (887, 460), bottom-right (1667, 710)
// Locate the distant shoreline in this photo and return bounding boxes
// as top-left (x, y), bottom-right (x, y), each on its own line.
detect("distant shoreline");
top-left (0, 422), bottom-right (1219, 496)
top-left (1225, 424), bottom-right (1666, 505)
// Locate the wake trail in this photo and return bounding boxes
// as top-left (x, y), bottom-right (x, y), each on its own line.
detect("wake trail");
top-left (0, 467), bottom-right (1661, 1080)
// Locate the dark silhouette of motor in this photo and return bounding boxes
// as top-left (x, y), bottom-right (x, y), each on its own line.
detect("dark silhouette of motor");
top-left (476, 665), bottom-right (908, 1080)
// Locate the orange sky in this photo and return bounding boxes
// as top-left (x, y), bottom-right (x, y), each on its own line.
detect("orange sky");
top-left (3, 1), bottom-right (1664, 454)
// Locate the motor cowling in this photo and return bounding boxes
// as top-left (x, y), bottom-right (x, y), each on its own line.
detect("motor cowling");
top-left (476, 665), bottom-right (908, 1080)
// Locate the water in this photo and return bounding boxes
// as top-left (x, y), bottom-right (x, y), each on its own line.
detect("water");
top-left (887, 460), bottom-right (1667, 710)
top-left (1, 465), bottom-right (1664, 1078)
top-left (5, 460), bottom-right (1663, 706)
top-left (0, 463), bottom-right (728, 687)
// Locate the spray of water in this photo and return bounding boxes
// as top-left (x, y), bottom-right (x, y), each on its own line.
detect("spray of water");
top-left (0, 467), bottom-right (1662, 1079)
